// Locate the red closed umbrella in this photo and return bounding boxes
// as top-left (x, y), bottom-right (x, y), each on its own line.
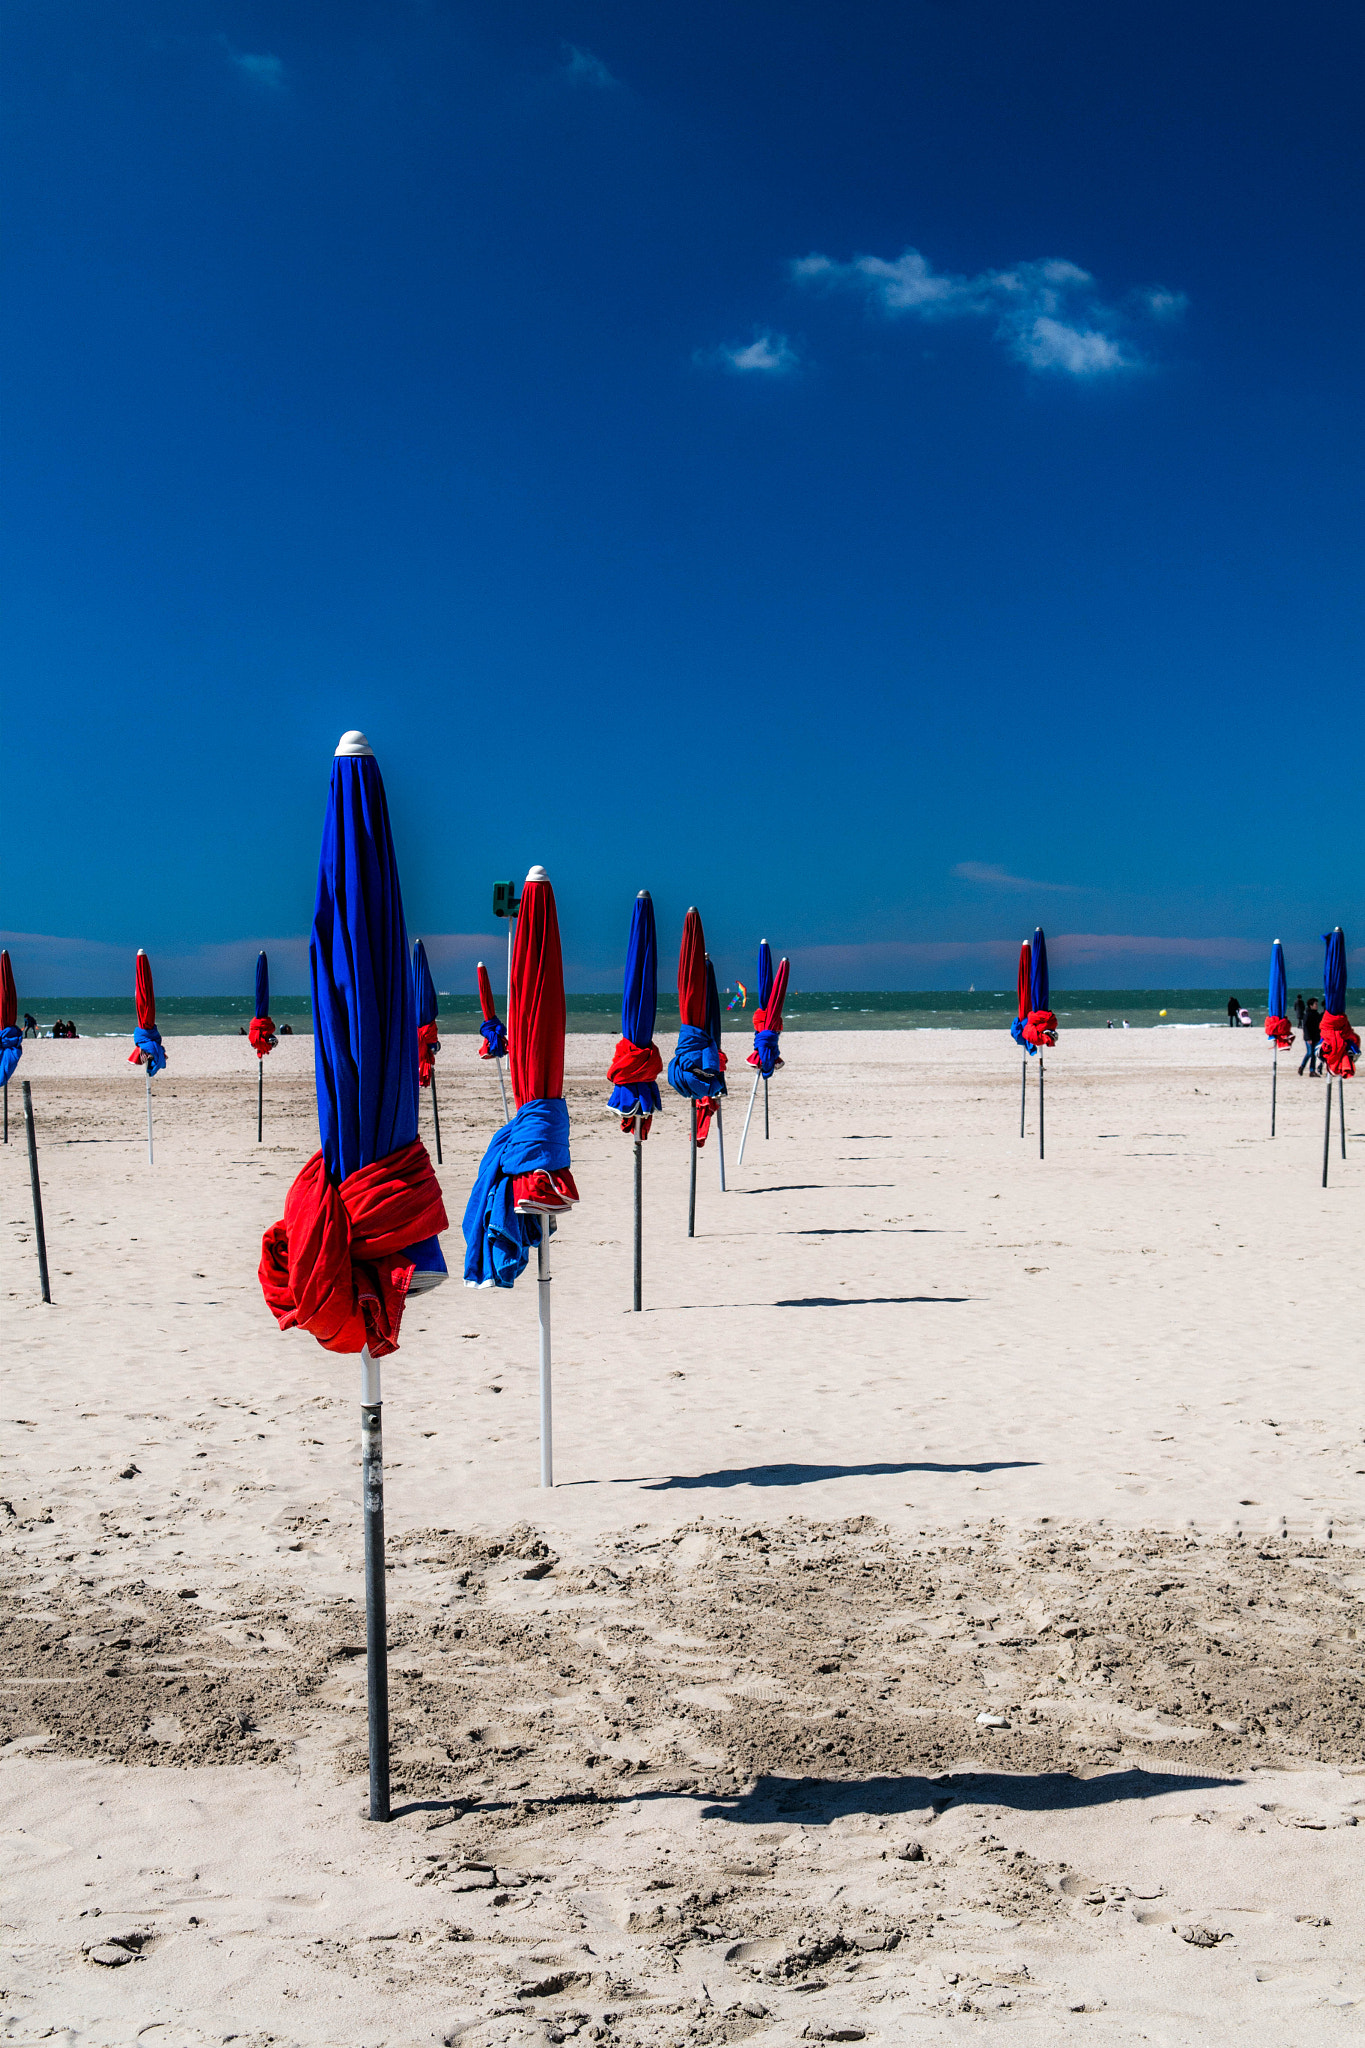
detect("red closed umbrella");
top-left (475, 960), bottom-right (511, 1123)
top-left (129, 950), bottom-right (167, 1162)
top-left (678, 908), bottom-right (707, 1027)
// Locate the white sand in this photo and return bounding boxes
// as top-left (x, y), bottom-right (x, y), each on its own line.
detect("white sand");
top-left (2, 1028), bottom-right (1363, 2045)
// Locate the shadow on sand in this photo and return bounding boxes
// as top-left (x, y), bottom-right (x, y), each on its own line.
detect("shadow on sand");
top-left (633, 1459), bottom-right (1038, 1491)
top-left (704, 1766), bottom-right (1241, 1824)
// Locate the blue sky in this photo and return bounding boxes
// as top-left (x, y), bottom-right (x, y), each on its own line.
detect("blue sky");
top-left (5, 2), bottom-right (1363, 993)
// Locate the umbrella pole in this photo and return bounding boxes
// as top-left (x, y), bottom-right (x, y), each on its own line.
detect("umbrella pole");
top-left (145, 1067), bottom-right (154, 1166)
top-left (738, 1069), bottom-right (761, 1165)
top-left (688, 1100), bottom-right (697, 1238)
top-left (1271, 1048), bottom-right (1277, 1137)
top-left (4, 1080), bottom-right (8, 1144)
top-left (633, 1114), bottom-right (642, 1312)
top-left (430, 1070), bottom-right (443, 1166)
top-left (537, 1227), bottom-right (553, 1487)
top-left (1340, 1076), bottom-right (1347, 1160)
top-left (1038, 1055), bottom-right (1045, 1161)
top-left (257, 1061), bottom-right (263, 1144)
top-left (495, 1058), bottom-right (510, 1124)
top-left (764, 1073), bottom-right (769, 1139)
top-left (1322, 1079), bottom-right (1332, 1187)
top-left (359, 1348), bottom-right (391, 1821)
top-left (22, 1082), bottom-right (51, 1305)
top-left (1020, 1058), bottom-right (1027, 1138)
top-left (716, 1102), bottom-right (727, 1191)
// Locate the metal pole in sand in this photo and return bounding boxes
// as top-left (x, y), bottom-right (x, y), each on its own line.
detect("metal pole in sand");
top-left (716, 1102), bottom-right (726, 1191)
top-left (1322, 1079), bottom-right (1332, 1187)
top-left (257, 1060), bottom-right (264, 1144)
top-left (633, 1114), bottom-right (642, 1312)
top-left (145, 1066), bottom-right (154, 1166)
top-left (764, 1073), bottom-right (769, 1140)
top-left (538, 1226), bottom-right (554, 1487)
top-left (1020, 1059), bottom-right (1027, 1139)
top-left (738, 1069), bottom-right (761, 1165)
top-left (495, 1058), bottom-right (510, 1124)
top-left (1340, 1077), bottom-right (1347, 1160)
top-left (1038, 1055), bottom-right (1045, 1161)
top-left (4, 1080), bottom-right (8, 1145)
top-left (22, 1082), bottom-right (51, 1305)
top-left (359, 1346), bottom-right (390, 1821)
top-left (688, 1100), bottom-right (697, 1238)
top-left (430, 1070), bottom-right (443, 1165)
top-left (1271, 1048), bottom-right (1277, 1137)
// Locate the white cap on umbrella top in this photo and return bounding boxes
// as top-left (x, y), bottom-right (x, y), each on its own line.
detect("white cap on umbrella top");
top-left (137, 948), bottom-right (146, 956)
top-left (525, 864), bottom-right (549, 884)
top-left (638, 889), bottom-right (650, 898)
top-left (335, 731), bottom-right (375, 757)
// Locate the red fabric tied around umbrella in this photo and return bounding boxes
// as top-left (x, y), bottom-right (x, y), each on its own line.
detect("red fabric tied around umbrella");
top-left (694, 1049), bottom-right (729, 1146)
top-left (1319, 1012), bottom-right (1359, 1079)
top-left (249, 1016), bottom-right (277, 1057)
top-left (417, 1021), bottom-right (439, 1086)
top-left (1264, 1015), bottom-right (1295, 1050)
top-left (678, 909), bottom-right (707, 1028)
top-left (509, 872), bottom-right (579, 1210)
top-left (1022, 1009), bottom-right (1057, 1048)
top-left (259, 1137), bottom-right (448, 1357)
top-left (607, 1037), bottom-right (663, 1135)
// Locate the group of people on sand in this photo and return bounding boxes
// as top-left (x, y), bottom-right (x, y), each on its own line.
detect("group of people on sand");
top-left (1292, 992), bottom-right (1327, 1077)
top-left (45, 1017), bottom-right (79, 1039)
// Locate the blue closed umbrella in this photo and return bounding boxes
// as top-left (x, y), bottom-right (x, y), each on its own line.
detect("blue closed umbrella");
top-left (1268, 940), bottom-right (1287, 1019)
top-left (703, 955), bottom-right (729, 1191)
top-left (1324, 927), bottom-right (1348, 1015)
top-left (255, 951), bottom-right (270, 1021)
top-left (1029, 928), bottom-right (1050, 1014)
top-left (756, 940), bottom-right (774, 1015)
top-left (412, 938), bottom-right (443, 1164)
top-left (607, 889), bottom-right (662, 1309)
top-left (1318, 927), bottom-right (1359, 1182)
top-left (1266, 939), bottom-right (1291, 1136)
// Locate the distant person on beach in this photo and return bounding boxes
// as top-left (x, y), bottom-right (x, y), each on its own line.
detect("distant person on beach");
top-left (1294, 993), bottom-right (1306, 1028)
top-left (22, 1013), bottom-right (37, 1038)
top-left (1227, 995), bottom-right (1240, 1027)
top-left (1299, 1001), bottom-right (1322, 1076)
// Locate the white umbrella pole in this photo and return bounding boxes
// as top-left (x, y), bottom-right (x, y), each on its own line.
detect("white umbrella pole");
top-left (1020, 1058), bottom-right (1027, 1138)
top-left (359, 1346), bottom-right (391, 1821)
top-left (1340, 1076), bottom-right (1347, 1160)
top-left (496, 1057), bottom-right (510, 1123)
top-left (430, 1069), bottom-right (443, 1165)
top-left (738, 1068), bottom-right (761, 1164)
top-left (145, 1067), bottom-right (154, 1165)
top-left (537, 1227), bottom-right (553, 1487)
top-left (1323, 1077), bottom-right (1332, 1187)
top-left (1038, 1055), bottom-right (1045, 1161)
top-left (1271, 1047), bottom-right (1277, 1137)
top-left (716, 1101), bottom-right (727, 1191)
top-left (632, 1113), bottom-right (642, 1312)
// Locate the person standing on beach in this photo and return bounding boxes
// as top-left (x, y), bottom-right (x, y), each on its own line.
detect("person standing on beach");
top-left (1294, 992), bottom-right (1306, 1028)
top-left (1227, 995), bottom-right (1241, 1026)
top-left (1299, 1000), bottom-right (1322, 1076)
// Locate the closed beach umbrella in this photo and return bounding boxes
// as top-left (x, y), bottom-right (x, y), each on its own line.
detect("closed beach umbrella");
top-left (1318, 926), bottom-right (1359, 1186)
top-left (476, 960), bottom-right (510, 1122)
top-left (1009, 937), bottom-right (1033, 1137)
top-left (739, 944), bottom-right (789, 1163)
top-left (129, 951), bottom-right (167, 1164)
top-left (257, 729), bottom-right (449, 1822)
top-left (702, 955), bottom-right (730, 1188)
top-left (667, 907), bottom-right (723, 1238)
top-left (1, 950), bottom-right (21, 1144)
top-left (249, 950), bottom-right (278, 1143)
top-left (607, 891), bottom-right (663, 1311)
top-left (463, 865), bottom-right (577, 1486)
top-left (1264, 940), bottom-right (1293, 1137)
top-left (1021, 927), bottom-right (1057, 1157)
top-left (412, 939), bottom-right (443, 1165)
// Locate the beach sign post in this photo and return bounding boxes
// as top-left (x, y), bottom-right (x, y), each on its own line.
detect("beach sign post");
top-left (258, 732), bottom-right (450, 1825)
top-left (1, 949), bottom-right (22, 1145)
top-left (606, 891), bottom-right (662, 1312)
top-left (1264, 940), bottom-right (1292, 1137)
top-left (412, 940), bottom-right (443, 1165)
top-left (249, 950), bottom-right (277, 1141)
top-left (475, 961), bottom-right (511, 1123)
top-left (667, 908), bottom-right (723, 1239)
top-left (1318, 927), bottom-right (1359, 1187)
top-left (463, 867), bottom-right (578, 1488)
top-left (130, 951), bottom-right (167, 1163)
top-left (738, 953), bottom-right (789, 1167)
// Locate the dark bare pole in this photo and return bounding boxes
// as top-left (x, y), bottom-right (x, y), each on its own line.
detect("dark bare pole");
top-left (1270, 1049), bottom-right (1277, 1137)
top-left (633, 1114), bottom-right (642, 1311)
top-left (257, 1061), bottom-right (263, 1143)
top-left (361, 1360), bottom-right (390, 1821)
top-left (763, 1074), bottom-right (769, 1139)
top-left (22, 1082), bottom-right (51, 1304)
top-left (1020, 1058), bottom-right (1027, 1138)
top-left (1340, 1076), bottom-right (1346, 1160)
top-left (1038, 1055), bottom-right (1045, 1160)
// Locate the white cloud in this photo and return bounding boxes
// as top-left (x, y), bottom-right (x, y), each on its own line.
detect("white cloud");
top-left (229, 48), bottom-right (285, 89)
top-left (792, 243), bottom-right (1180, 377)
top-left (561, 43), bottom-right (618, 89)
top-left (952, 862), bottom-right (1079, 893)
top-left (716, 331), bottom-right (797, 375)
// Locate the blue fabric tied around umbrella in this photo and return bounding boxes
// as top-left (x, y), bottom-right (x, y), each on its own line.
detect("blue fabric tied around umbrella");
top-left (463, 1097), bottom-right (571, 1288)
top-left (480, 1016), bottom-right (508, 1059)
top-left (134, 1025), bottom-right (167, 1077)
top-left (1009, 1015), bottom-right (1029, 1050)
top-left (0, 1026), bottom-right (22, 1086)
top-left (750, 1027), bottom-right (781, 1077)
top-left (667, 1022), bottom-right (722, 1098)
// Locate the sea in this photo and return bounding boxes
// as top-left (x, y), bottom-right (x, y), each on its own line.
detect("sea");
top-left (19, 989), bottom-right (1354, 1039)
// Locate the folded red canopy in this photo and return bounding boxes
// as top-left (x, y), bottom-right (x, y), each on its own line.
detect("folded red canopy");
top-left (510, 870), bottom-right (567, 1106)
top-left (135, 950), bottom-right (156, 1031)
top-left (678, 907), bottom-right (707, 1027)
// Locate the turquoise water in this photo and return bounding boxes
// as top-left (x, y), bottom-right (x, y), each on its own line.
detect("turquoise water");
top-left (19, 988), bottom-right (1358, 1038)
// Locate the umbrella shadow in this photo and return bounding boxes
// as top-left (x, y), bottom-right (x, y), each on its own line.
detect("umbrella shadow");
top-left (726, 1184), bottom-right (896, 1194)
top-left (784, 1226), bottom-right (957, 1236)
top-left (775, 1294), bottom-right (974, 1307)
top-left (702, 1766), bottom-right (1241, 1825)
top-left (632, 1459), bottom-right (1037, 1491)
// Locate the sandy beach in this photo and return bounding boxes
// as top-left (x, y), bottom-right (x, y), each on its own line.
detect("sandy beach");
top-left (3, 1028), bottom-right (1363, 2046)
